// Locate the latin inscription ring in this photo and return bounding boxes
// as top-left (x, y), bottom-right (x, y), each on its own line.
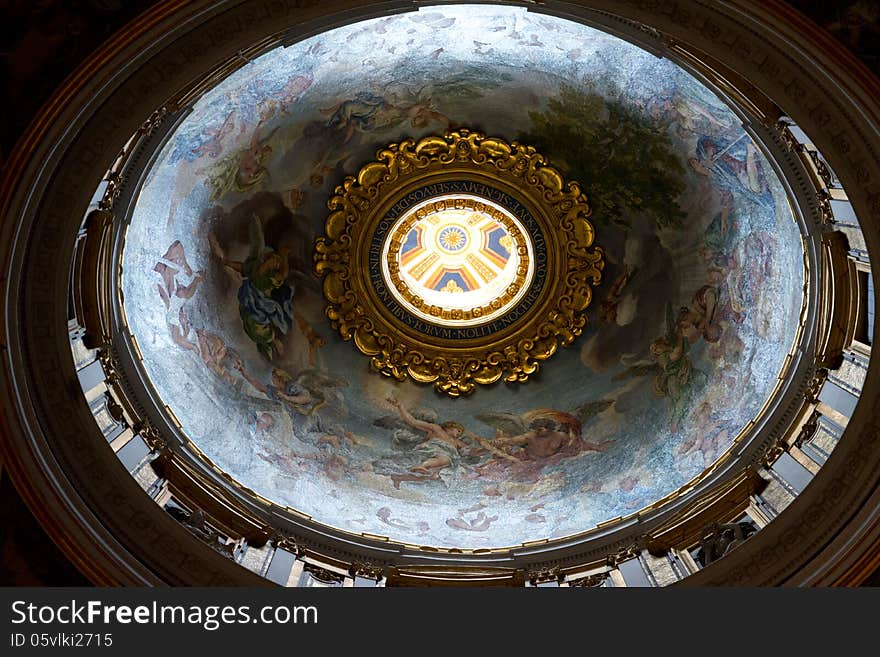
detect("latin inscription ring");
top-left (314, 129), bottom-right (604, 396)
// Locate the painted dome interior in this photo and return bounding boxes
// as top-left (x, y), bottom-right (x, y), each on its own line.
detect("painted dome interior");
top-left (121, 4), bottom-right (805, 548)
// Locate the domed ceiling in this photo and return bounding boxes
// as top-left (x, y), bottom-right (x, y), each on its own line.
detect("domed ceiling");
top-left (121, 4), bottom-right (804, 548)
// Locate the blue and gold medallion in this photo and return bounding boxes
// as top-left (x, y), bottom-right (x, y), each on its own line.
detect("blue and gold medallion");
top-left (315, 130), bottom-right (603, 396)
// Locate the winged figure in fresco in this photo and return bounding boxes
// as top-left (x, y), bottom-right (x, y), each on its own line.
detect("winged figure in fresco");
top-left (192, 329), bottom-right (244, 386)
top-left (154, 240), bottom-right (203, 308)
top-left (192, 109), bottom-right (240, 160)
top-left (617, 303), bottom-right (690, 388)
top-left (384, 83), bottom-right (452, 130)
top-left (152, 241), bottom-right (272, 391)
top-left (321, 91), bottom-right (395, 143)
top-left (200, 123), bottom-right (279, 200)
top-left (462, 401), bottom-right (615, 483)
top-left (152, 240), bottom-right (204, 353)
top-left (370, 398), bottom-right (491, 489)
top-left (613, 300), bottom-right (714, 432)
top-left (234, 361), bottom-right (353, 450)
top-left (474, 401), bottom-right (615, 461)
top-left (320, 84), bottom-right (450, 144)
top-left (445, 511), bottom-right (498, 532)
top-left (168, 109), bottom-right (239, 164)
top-left (289, 76), bottom-right (492, 194)
top-left (209, 213), bottom-right (295, 361)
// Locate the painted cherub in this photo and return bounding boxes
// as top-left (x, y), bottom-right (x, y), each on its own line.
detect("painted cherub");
top-left (372, 398), bottom-right (488, 489)
top-left (236, 361), bottom-right (351, 450)
top-left (153, 240), bottom-right (203, 353)
top-left (475, 403), bottom-right (615, 462)
top-left (386, 397), bottom-right (469, 474)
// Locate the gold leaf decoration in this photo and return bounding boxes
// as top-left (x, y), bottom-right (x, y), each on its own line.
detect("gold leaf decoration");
top-left (314, 129), bottom-right (604, 397)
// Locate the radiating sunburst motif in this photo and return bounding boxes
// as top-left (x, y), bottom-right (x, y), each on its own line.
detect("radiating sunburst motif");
top-left (437, 225), bottom-right (468, 252)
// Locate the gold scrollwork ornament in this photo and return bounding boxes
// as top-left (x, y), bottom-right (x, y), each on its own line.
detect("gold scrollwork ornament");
top-left (314, 129), bottom-right (604, 397)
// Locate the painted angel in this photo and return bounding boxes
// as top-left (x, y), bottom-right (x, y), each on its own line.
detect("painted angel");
top-left (320, 91), bottom-right (394, 143)
top-left (474, 401), bottom-right (615, 463)
top-left (210, 214), bottom-right (294, 361)
top-left (371, 398), bottom-right (484, 489)
top-left (236, 362), bottom-right (351, 450)
top-left (153, 240), bottom-right (203, 353)
top-left (190, 109), bottom-right (239, 160)
top-left (199, 124), bottom-right (278, 200)
top-left (211, 214), bottom-right (325, 364)
top-left (614, 301), bottom-right (710, 432)
top-left (384, 83), bottom-right (451, 130)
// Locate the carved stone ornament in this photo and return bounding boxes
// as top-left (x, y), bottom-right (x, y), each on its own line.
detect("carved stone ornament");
top-left (527, 565), bottom-right (563, 585)
top-left (303, 563), bottom-right (346, 585)
top-left (606, 543), bottom-right (641, 567)
top-left (315, 129), bottom-right (604, 396)
top-left (271, 533), bottom-right (304, 557)
top-left (97, 343), bottom-right (120, 384)
top-left (131, 417), bottom-right (167, 452)
top-left (568, 572), bottom-right (609, 587)
top-left (349, 561), bottom-right (385, 580)
top-left (695, 521), bottom-right (757, 567)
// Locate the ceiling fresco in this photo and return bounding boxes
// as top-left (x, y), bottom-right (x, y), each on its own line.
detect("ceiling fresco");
top-left (121, 4), bottom-right (805, 547)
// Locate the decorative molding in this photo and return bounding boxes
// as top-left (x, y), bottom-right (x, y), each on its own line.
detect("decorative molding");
top-left (568, 572), bottom-right (609, 587)
top-left (694, 521), bottom-right (758, 567)
top-left (315, 129), bottom-right (603, 396)
top-left (303, 563), bottom-right (346, 585)
top-left (132, 418), bottom-right (168, 453)
top-left (606, 544), bottom-right (641, 568)
top-left (349, 561), bottom-right (385, 581)
top-left (526, 566), bottom-right (563, 586)
top-left (271, 533), bottom-right (304, 558)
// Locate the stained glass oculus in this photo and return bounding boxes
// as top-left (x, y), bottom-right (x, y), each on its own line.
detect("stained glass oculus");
top-left (382, 195), bottom-right (534, 326)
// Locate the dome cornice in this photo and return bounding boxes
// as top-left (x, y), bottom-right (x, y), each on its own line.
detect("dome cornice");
top-left (1, 0), bottom-right (877, 585)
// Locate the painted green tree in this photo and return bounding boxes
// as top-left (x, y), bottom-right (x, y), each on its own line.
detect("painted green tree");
top-left (520, 83), bottom-right (685, 229)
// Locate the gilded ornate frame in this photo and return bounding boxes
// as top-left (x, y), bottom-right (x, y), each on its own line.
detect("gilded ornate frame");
top-left (315, 129), bottom-right (604, 396)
